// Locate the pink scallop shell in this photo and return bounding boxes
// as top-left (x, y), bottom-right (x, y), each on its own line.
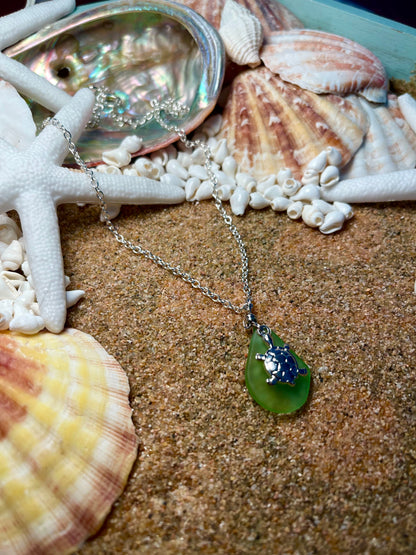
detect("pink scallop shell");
top-left (261, 29), bottom-right (388, 103)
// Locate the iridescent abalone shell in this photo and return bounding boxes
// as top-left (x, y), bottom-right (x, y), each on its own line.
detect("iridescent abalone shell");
top-left (6, 0), bottom-right (225, 163)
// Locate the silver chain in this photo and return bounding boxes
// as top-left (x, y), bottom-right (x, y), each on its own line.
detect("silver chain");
top-left (44, 88), bottom-right (259, 328)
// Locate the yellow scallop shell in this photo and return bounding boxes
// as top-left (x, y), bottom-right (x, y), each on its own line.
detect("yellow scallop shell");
top-left (0, 328), bottom-right (138, 555)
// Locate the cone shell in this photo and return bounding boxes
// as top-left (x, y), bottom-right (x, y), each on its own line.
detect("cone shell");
top-left (342, 94), bottom-right (416, 178)
top-left (215, 67), bottom-right (369, 180)
top-left (174, 0), bottom-right (304, 33)
top-left (0, 328), bottom-right (138, 555)
top-left (260, 29), bottom-right (388, 103)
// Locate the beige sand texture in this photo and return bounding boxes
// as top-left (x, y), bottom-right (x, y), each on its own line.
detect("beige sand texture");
top-left (58, 198), bottom-right (416, 554)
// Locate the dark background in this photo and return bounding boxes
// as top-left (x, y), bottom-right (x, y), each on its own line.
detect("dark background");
top-left (0, 0), bottom-right (415, 27)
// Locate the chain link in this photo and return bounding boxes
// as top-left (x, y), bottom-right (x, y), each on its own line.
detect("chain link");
top-left (44, 89), bottom-right (257, 323)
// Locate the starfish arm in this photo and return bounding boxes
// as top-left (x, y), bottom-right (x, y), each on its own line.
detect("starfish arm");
top-left (0, 53), bottom-right (70, 112)
top-left (0, 136), bottom-right (17, 162)
top-left (15, 191), bottom-right (67, 333)
top-left (53, 166), bottom-right (186, 205)
top-left (31, 88), bottom-right (95, 163)
top-left (0, 0), bottom-right (75, 50)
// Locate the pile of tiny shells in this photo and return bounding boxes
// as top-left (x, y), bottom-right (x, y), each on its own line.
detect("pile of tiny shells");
top-left (97, 114), bottom-right (354, 234)
top-left (0, 213), bottom-right (84, 333)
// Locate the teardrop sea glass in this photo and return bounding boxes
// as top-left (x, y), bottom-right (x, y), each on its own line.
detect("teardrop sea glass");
top-left (245, 330), bottom-right (310, 413)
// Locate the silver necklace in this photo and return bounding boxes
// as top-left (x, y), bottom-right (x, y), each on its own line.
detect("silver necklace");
top-left (43, 87), bottom-right (311, 414)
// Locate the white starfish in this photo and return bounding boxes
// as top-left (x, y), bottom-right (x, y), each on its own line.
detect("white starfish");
top-left (0, 87), bottom-right (185, 333)
top-left (0, 0), bottom-right (73, 111)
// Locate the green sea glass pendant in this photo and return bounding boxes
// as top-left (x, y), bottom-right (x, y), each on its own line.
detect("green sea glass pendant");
top-left (245, 328), bottom-right (311, 413)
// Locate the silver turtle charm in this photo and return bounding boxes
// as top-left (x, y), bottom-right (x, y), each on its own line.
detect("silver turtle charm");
top-left (255, 330), bottom-right (307, 386)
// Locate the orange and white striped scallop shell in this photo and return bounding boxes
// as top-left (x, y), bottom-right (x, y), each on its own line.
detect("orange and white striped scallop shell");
top-left (0, 328), bottom-right (138, 555)
top-left (215, 66), bottom-right (369, 180)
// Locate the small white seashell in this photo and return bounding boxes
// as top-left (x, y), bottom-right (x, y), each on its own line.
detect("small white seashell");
top-left (120, 135), bottom-right (143, 153)
top-left (96, 164), bottom-right (122, 175)
top-left (213, 169), bottom-right (235, 187)
top-left (190, 146), bottom-right (207, 165)
top-left (160, 173), bottom-right (186, 189)
top-left (263, 185), bottom-right (284, 201)
top-left (222, 155), bottom-right (238, 178)
top-left (230, 186), bottom-right (250, 215)
top-left (202, 114), bottom-right (223, 137)
top-left (213, 138), bottom-right (229, 165)
top-left (185, 177), bottom-right (201, 201)
top-left (192, 131), bottom-right (208, 143)
top-left (1, 270), bottom-right (25, 288)
top-left (0, 214), bottom-right (21, 244)
top-left (326, 146), bottom-right (343, 167)
top-left (249, 192), bottom-right (270, 209)
top-left (217, 184), bottom-right (234, 201)
top-left (102, 147), bottom-right (131, 168)
top-left (21, 260), bottom-right (31, 277)
top-left (134, 157), bottom-right (163, 179)
top-left (398, 93), bottom-right (416, 135)
top-left (150, 145), bottom-right (177, 166)
top-left (302, 204), bottom-right (325, 228)
top-left (0, 299), bottom-right (14, 330)
top-left (301, 168), bottom-right (320, 186)
top-left (66, 289), bottom-right (85, 308)
top-left (9, 302), bottom-right (45, 335)
top-left (256, 175), bottom-right (276, 193)
top-left (100, 204), bottom-right (121, 221)
top-left (319, 210), bottom-right (346, 234)
top-left (291, 184), bottom-right (321, 202)
top-left (311, 199), bottom-right (337, 215)
top-left (177, 151), bottom-right (193, 169)
top-left (1, 239), bottom-right (24, 271)
top-left (287, 201), bottom-right (304, 220)
top-left (320, 165), bottom-right (340, 188)
top-left (281, 177), bottom-right (301, 197)
top-left (219, 0), bottom-right (263, 68)
top-left (188, 164), bottom-right (209, 180)
top-left (333, 201), bottom-right (354, 220)
top-left (0, 275), bottom-right (18, 300)
top-left (236, 172), bottom-right (256, 191)
top-left (306, 150), bottom-right (328, 173)
top-left (277, 168), bottom-right (293, 186)
top-left (64, 275), bottom-right (71, 288)
top-left (270, 196), bottom-right (291, 211)
top-left (195, 180), bottom-right (214, 201)
top-left (122, 167), bottom-right (139, 176)
top-left (166, 159), bottom-right (189, 180)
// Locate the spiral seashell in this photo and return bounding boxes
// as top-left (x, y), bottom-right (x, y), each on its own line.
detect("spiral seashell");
top-left (263, 184), bottom-right (284, 201)
top-left (217, 184), bottom-right (234, 201)
top-left (277, 168), bottom-right (293, 185)
top-left (287, 200), bottom-right (304, 219)
top-left (256, 174), bottom-right (276, 193)
top-left (96, 164), bottom-right (122, 175)
top-left (306, 150), bottom-right (328, 173)
top-left (320, 165), bottom-right (340, 188)
top-left (222, 155), bottom-right (238, 178)
top-left (102, 146), bottom-right (132, 168)
top-left (185, 177), bottom-right (201, 201)
top-left (166, 158), bottom-right (189, 180)
top-left (301, 168), bottom-right (320, 186)
top-left (333, 201), bottom-right (354, 220)
top-left (134, 157), bottom-right (163, 179)
top-left (9, 301), bottom-right (45, 334)
top-left (219, 0), bottom-right (263, 67)
top-left (236, 172), bottom-right (257, 191)
top-left (212, 138), bottom-right (229, 165)
top-left (281, 177), bottom-right (301, 197)
top-left (261, 29), bottom-right (388, 103)
top-left (120, 134), bottom-right (143, 153)
top-left (311, 198), bottom-right (337, 215)
top-left (291, 184), bottom-right (321, 202)
top-left (150, 144), bottom-right (177, 166)
top-left (319, 210), bottom-right (346, 234)
top-left (0, 239), bottom-right (24, 271)
top-left (230, 186), bottom-right (250, 215)
top-left (195, 180), bottom-right (214, 201)
top-left (160, 173), bottom-right (186, 189)
top-left (270, 196), bottom-right (291, 211)
top-left (249, 192), bottom-right (270, 209)
top-left (302, 204), bottom-right (325, 228)
top-left (189, 164), bottom-right (209, 180)
top-left (326, 146), bottom-right (343, 167)
top-left (0, 328), bottom-right (138, 554)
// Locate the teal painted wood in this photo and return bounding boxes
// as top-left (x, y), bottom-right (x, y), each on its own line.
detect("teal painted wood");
top-left (278, 0), bottom-right (416, 80)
